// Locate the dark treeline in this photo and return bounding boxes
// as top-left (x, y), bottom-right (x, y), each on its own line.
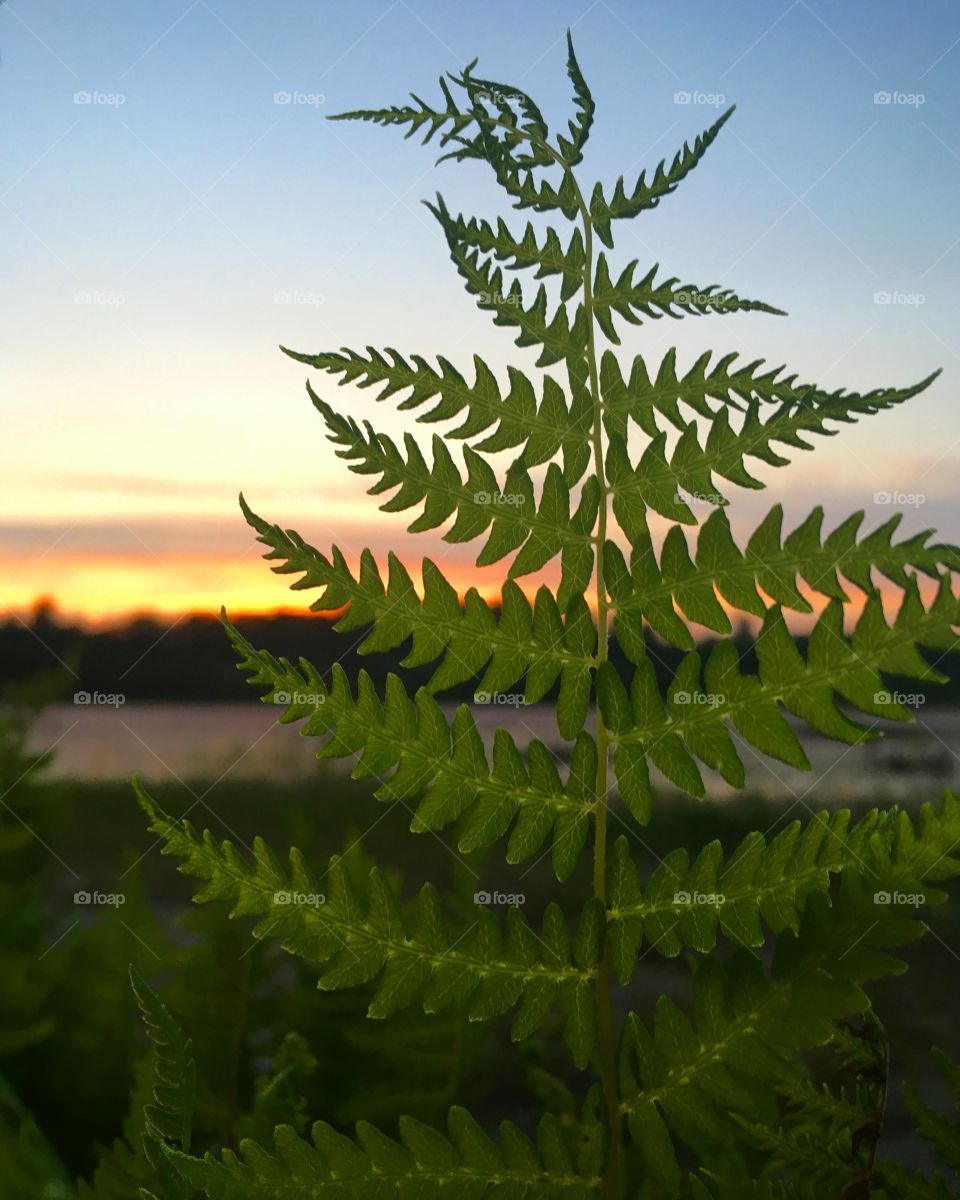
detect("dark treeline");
top-left (2, 601), bottom-right (959, 707)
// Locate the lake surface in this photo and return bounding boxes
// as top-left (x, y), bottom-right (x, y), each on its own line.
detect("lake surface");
top-left (27, 702), bottom-right (960, 805)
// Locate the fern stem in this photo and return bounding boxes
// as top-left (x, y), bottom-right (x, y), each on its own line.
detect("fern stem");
top-left (573, 169), bottom-right (621, 1200)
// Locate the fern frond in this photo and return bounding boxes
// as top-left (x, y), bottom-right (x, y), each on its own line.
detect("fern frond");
top-left (84, 972), bottom-right (198, 1200)
top-left (445, 117), bottom-right (580, 216)
top-left (775, 1075), bottom-right (880, 1140)
top-left (606, 807), bottom-right (890, 977)
top-left (134, 783), bottom-right (604, 1066)
top-left (588, 107), bottom-right (735, 246)
top-left (238, 499), bottom-right (596, 727)
top-left (591, 255), bottom-right (785, 343)
top-left (609, 790), bottom-right (960, 972)
top-left (619, 809), bottom-right (960, 1200)
top-left (428, 196), bottom-right (588, 367)
top-left (238, 1031), bottom-right (316, 1143)
top-left (602, 364), bottom-right (942, 517)
top-left (223, 616), bottom-right (596, 876)
top-left (309, 383), bottom-right (598, 600)
top-left (618, 950), bottom-right (866, 1199)
top-left (167, 1104), bottom-right (602, 1198)
top-left (329, 73), bottom-right (474, 149)
top-left (558, 31), bottom-right (594, 167)
top-left (755, 1052), bottom-right (885, 1192)
top-left (901, 1048), bottom-right (960, 1172)
top-left (451, 63), bottom-right (554, 170)
top-left (430, 209), bottom-right (587, 302)
top-left (224, 36), bottom-right (953, 1200)
top-left (605, 504), bottom-right (960, 648)
top-left (602, 580), bottom-right (959, 811)
top-left (439, 59), bottom-right (585, 215)
top-left (599, 347), bottom-right (939, 438)
top-left (280, 346), bottom-right (592, 483)
top-left (129, 967), bottom-right (196, 1156)
top-left (729, 1114), bottom-right (862, 1196)
top-left (779, 807), bottom-right (960, 990)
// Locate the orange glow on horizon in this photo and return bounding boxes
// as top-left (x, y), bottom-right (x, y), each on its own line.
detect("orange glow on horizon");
top-left (0, 540), bottom-right (941, 639)
top-left (0, 548), bottom-right (515, 628)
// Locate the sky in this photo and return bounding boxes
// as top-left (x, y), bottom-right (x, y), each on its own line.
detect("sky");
top-left (2, 0), bottom-right (959, 625)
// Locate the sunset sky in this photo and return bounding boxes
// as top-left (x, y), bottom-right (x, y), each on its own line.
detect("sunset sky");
top-left (3, 0), bottom-right (959, 625)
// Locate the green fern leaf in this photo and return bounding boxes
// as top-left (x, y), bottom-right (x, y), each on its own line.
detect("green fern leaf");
top-left (166, 1105), bottom-right (601, 1198)
top-left (329, 73), bottom-right (474, 149)
top-left (453, 64), bottom-right (553, 167)
top-left (307, 384), bottom-right (597, 599)
top-left (729, 1113), bottom-right (864, 1196)
top-left (591, 255), bottom-right (785, 343)
top-left (618, 951), bottom-right (866, 1199)
top-left (0, 1076), bottom-right (74, 1200)
top-left (444, 118), bottom-right (578, 216)
top-left (77, 1060), bottom-right (170, 1199)
top-left (280, 346), bottom-right (592, 483)
top-left (332, 55), bottom-right (579, 219)
top-left (606, 504), bottom-right (960, 647)
top-left (135, 783), bottom-right (602, 1065)
top-left (661, 389), bottom-right (934, 508)
top-left (604, 580), bottom-right (959, 808)
top-left (618, 799), bottom-right (960, 1199)
top-left (238, 1031), bottom-right (316, 1143)
top-left (165, 904), bottom-right (251, 1145)
top-left (602, 360), bottom-right (941, 514)
top-left (129, 967), bottom-right (196, 1156)
top-left (557, 32), bottom-right (594, 167)
top-left (730, 1038), bottom-right (886, 1194)
top-left (237, 497), bottom-right (596, 722)
top-left (223, 615), bottom-right (596, 874)
top-left (610, 791), bottom-right (960, 974)
top-left (428, 196), bottom-right (588, 367)
top-left (587, 107), bottom-right (735, 246)
top-left (425, 208), bottom-right (587, 302)
top-left (606, 808), bottom-right (891, 979)
top-left (599, 346), bottom-right (938, 438)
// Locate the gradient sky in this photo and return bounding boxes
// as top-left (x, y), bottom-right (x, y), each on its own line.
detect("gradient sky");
top-left (2, 0), bottom-right (959, 623)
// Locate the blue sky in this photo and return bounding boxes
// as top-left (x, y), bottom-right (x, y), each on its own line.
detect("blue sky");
top-left (2, 0), bottom-right (959, 619)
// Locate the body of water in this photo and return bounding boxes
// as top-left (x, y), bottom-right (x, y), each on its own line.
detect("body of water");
top-left (27, 702), bottom-right (960, 805)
